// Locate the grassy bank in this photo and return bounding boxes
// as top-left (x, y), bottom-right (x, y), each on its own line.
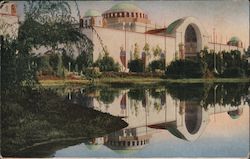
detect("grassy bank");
top-left (39, 77), bottom-right (250, 87)
top-left (2, 88), bottom-right (128, 157)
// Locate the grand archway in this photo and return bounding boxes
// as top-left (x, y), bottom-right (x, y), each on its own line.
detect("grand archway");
top-left (184, 24), bottom-right (198, 58)
top-left (167, 17), bottom-right (209, 59)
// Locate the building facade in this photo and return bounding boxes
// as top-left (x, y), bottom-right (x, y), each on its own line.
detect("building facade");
top-left (0, 2), bottom-right (19, 38)
top-left (80, 3), bottom-right (243, 70)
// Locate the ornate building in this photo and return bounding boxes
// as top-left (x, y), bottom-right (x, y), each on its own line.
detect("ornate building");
top-left (80, 3), bottom-right (243, 70)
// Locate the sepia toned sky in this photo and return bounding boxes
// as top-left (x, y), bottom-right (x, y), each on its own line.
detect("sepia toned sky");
top-left (15, 0), bottom-right (249, 49)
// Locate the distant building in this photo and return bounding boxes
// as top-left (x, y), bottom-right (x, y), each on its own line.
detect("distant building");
top-left (80, 3), bottom-right (244, 70)
top-left (0, 1), bottom-right (19, 38)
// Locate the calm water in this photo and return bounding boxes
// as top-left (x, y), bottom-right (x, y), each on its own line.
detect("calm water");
top-left (3, 83), bottom-right (249, 157)
top-left (52, 83), bottom-right (249, 158)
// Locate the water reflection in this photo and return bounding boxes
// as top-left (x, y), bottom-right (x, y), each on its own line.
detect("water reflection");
top-left (54, 83), bottom-right (249, 157)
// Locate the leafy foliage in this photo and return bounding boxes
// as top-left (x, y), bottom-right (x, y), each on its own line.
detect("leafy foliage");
top-left (128, 59), bottom-right (144, 72)
top-left (93, 54), bottom-right (120, 72)
top-left (148, 59), bottom-right (165, 72)
top-left (165, 59), bottom-right (204, 78)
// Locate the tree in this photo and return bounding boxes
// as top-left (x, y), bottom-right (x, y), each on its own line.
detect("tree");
top-left (128, 59), bottom-right (144, 73)
top-left (165, 59), bottom-right (204, 78)
top-left (148, 59), bottom-right (165, 72)
top-left (93, 53), bottom-right (120, 72)
top-left (152, 45), bottom-right (162, 58)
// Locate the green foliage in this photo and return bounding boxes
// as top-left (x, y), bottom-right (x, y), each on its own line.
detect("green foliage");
top-left (128, 89), bottom-right (146, 101)
top-left (93, 54), bottom-right (120, 72)
top-left (148, 59), bottom-right (165, 72)
top-left (98, 89), bottom-right (120, 104)
top-left (83, 67), bottom-right (101, 80)
top-left (165, 59), bottom-right (204, 78)
top-left (152, 45), bottom-right (162, 58)
top-left (221, 67), bottom-right (245, 78)
top-left (128, 59), bottom-right (144, 73)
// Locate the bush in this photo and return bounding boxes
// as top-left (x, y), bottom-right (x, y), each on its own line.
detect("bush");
top-left (93, 55), bottom-right (120, 72)
top-left (128, 59), bottom-right (144, 72)
top-left (221, 67), bottom-right (245, 78)
top-left (165, 59), bottom-right (204, 78)
top-left (83, 67), bottom-right (101, 80)
top-left (148, 59), bottom-right (165, 72)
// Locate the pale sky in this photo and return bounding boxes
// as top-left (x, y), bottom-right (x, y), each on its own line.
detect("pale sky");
top-left (15, 0), bottom-right (249, 49)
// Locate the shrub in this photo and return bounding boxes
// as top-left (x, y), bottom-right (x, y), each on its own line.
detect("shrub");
top-left (128, 59), bottom-right (144, 72)
top-left (93, 55), bottom-right (120, 72)
top-left (221, 67), bottom-right (245, 78)
top-left (165, 59), bottom-right (204, 78)
top-left (148, 59), bottom-right (165, 72)
top-left (83, 67), bottom-right (101, 80)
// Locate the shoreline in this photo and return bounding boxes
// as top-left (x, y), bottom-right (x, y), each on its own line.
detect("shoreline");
top-left (39, 77), bottom-right (250, 87)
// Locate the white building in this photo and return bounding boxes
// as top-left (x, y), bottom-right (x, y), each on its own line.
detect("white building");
top-left (80, 3), bottom-right (244, 69)
top-left (0, 2), bottom-right (19, 38)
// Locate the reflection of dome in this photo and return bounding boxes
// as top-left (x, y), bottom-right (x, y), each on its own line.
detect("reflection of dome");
top-left (84, 9), bottom-right (101, 17)
top-left (112, 149), bottom-right (140, 155)
top-left (84, 137), bottom-right (104, 151)
top-left (228, 108), bottom-right (243, 119)
top-left (85, 144), bottom-right (102, 151)
top-left (105, 3), bottom-right (144, 13)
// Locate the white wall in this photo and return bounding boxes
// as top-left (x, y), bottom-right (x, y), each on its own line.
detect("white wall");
top-left (82, 26), bottom-right (176, 70)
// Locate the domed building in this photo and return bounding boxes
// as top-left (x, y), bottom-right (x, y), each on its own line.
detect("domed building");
top-left (102, 3), bottom-right (151, 32)
top-left (227, 36), bottom-right (243, 48)
top-left (80, 3), bottom-right (244, 70)
top-left (80, 9), bottom-right (102, 28)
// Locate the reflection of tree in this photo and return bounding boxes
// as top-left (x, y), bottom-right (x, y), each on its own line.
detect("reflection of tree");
top-left (128, 89), bottom-right (146, 101)
top-left (2, 88), bottom-right (127, 157)
top-left (165, 83), bottom-right (249, 108)
top-left (98, 88), bottom-right (120, 104)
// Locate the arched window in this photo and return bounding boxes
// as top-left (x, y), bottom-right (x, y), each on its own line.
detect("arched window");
top-left (136, 12), bottom-right (138, 18)
top-left (121, 12), bottom-right (124, 17)
top-left (127, 12), bottom-right (129, 17)
top-left (131, 12), bottom-right (134, 17)
top-left (11, 4), bottom-right (16, 15)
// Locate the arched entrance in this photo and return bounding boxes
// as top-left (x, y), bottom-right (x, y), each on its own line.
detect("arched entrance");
top-left (184, 24), bottom-right (199, 58)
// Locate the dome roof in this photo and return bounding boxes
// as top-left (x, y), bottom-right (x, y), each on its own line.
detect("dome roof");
top-left (84, 9), bottom-right (101, 17)
top-left (104, 3), bottom-right (144, 13)
top-left (229, 36), bottom-right (241, 42)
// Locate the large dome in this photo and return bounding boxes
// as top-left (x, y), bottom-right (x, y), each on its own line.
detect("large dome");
top-left (104, 3), bottom-right (144, 14)
top-left (84, 9), bottom-right (101, 17)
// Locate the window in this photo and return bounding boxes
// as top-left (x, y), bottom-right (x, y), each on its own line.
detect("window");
top-left (109, 13), bottom-right (112, 17)
top-left (128, 141), bottom-right (130, 146)
top-left (132, 141), bottom-right (135, 146)
top-left (127, 12), bottom-right (129, 17)
top-left (131, 12), bottom-right (134, 17)
top-left (136, 12), bottom-right (138, 17)
top-left (140, 13), bottom-right (142, 18)
top-left (121, 12), bottom-right (125, 17)
top-left (11, 5), bottom-right (16, 15)
top-left (137, 141), bottom-right (139, 145)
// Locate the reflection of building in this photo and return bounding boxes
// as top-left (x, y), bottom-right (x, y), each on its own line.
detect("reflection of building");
top-left (104, 126), bottom-right (152, 154)
top-left (0, 2), bottom-right (19, 37)
top-left (81, 2), bottom-right (243, 68)
top-left (84, 137), bottom-right (104, 151)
